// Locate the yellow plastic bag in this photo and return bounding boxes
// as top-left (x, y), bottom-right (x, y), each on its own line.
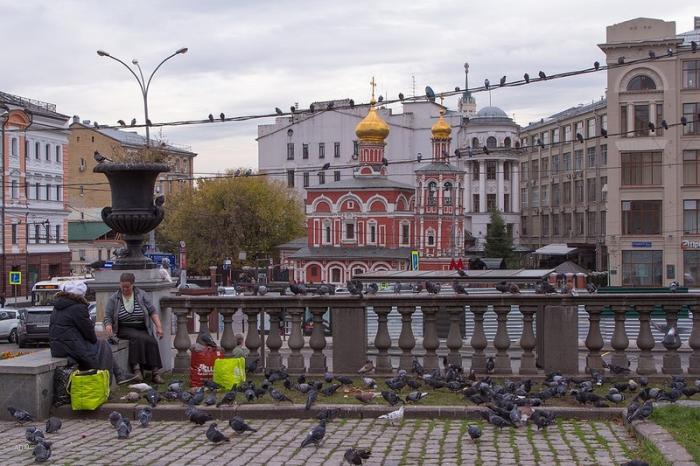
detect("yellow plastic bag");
top-left (67, 369), bottom-right (110, 410)
top-left (212, 357), bottom-right (246, 391)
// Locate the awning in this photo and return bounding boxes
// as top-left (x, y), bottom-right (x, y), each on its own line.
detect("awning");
top-left (534, 243), bottom-right (577, 255)
top-left (68, 221), bottom-right (112, 241)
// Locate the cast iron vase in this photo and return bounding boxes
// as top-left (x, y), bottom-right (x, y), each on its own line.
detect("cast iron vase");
top-left (94, 162), bottom-right (170, 269)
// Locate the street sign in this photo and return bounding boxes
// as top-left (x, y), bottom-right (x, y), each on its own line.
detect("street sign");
top-left (410, 250), bottom-right (419, 271)
top-left (103, 261), bottom-right (113, 269)
top-left (9, 271), bottom-right (21, 285)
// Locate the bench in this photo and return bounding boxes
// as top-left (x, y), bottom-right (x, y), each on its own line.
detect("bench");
top-left (0, 340), bottom-right (128, 421)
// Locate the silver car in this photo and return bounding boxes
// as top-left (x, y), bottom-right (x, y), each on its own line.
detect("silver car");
top-left (0, 309), bottom-right (19, 343)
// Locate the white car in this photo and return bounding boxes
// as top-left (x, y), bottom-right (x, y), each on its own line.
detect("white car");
top-left (0, 309), bottom-right (19, 343)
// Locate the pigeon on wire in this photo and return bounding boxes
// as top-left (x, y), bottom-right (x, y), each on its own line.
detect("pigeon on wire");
top-left (300, 419), bottom-right (327, 447)
top-left (344, 448), bottom-right (372, 465)
top-left (229, 416), bottom-right (258, 434)
top-left (32, 440), bottom-right (52, 463)
top-left (467, 425), bottom-right (482, 441)
top-left (7, 406), bottom-right (34, 424)
top-left (378, 405), bottom-right (404, 426)
top-left (206, 423), bottom-right (230, 443)
top-left (45, 417), bottom-right (62, 434)
top-left (25, 426), bottom-right (45, 445)
top-left (137, 407), bottom-right (152, 427)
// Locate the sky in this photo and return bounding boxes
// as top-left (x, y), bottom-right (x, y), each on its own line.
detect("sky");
top-left (1, 1), bottom-right (697, 174)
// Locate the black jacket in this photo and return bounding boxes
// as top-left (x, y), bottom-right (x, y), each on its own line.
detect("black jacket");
top-left (49, 292), bottom-right (98, 369)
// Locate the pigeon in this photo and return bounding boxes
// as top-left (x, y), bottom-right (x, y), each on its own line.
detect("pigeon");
top-left (386, 377), bottom-right (406, 391)
top-left (32, 441), bottom-right (52, 463)
top-left (145, 388), bottom-right (161, 407)
top-left (586, 283), bottom-right (597, 293)
top-left (486, 412), bottom-right (511, 429)
top-left (203, 380), bottom-right (221, 391)
top-left (187, 407), bottom-right (213, 425)
top-left (45, 417), bottom-right (62, 434)
top-left (321, 384), bottom-right (342, 396)
top-left (270, 388), bottom-right (293, 403)
top-left (355, 392), bottom-right (378, 404)
top-left (189, 387), bottom-right (206, 405)
top-left (206, 423), bottom-right (229, 443)
top-left (316, 284), bottom-right (331, 295)
top-left (381, 390), bottom-right (404, 406)
top-left (179, 391), bottom-right (193, 404)
top-left (358, 360), bottom-right (375, 374)
top-left (467, 425), bottom-right (482, 441)
top-left (424, 281), bottom-right (440, 294)
top-left (378, 406), bottom-right (404, 426)
top-left (486, 357), bottom-right (495, 374)
top-left (168, 380), bottom-right (184, 392)
top-left (317, 408), bottom-right (340, 421)
top-left (217, 390), bottom-right (237, 407)
top-left (117, 420), bottom-right (132, 439)
top-left (363, 377), bottom-right (377, 389)
top-left (344, 448), bottom-right (372, 465)
top-left (128, 383), bottom-right (154, 392)
top-left (109, 411), bottom-right (123, 428)
top-left (405, 392), bottom-right (429, 403)
top-left (290, 283), bottom-right (307, 295)
top-left (136, 407), bottom-right (152, 427)
top-left (347, 279), bottom-right (364, 297)
top-left (197, 333), bottom-right (218, 348)
top-left (413, 357), bottom-right (425, 376)
top-left (366, 283), bottom-right (379, 295)
top-left (627, 400), bottom-right (653, 423)
top-left (7, 407), bottom-right (34, 423)
top-left (204, 393), bottom-right (218, 406)
top-left (606, 391), bottom-right (624, 404)
top-left (229, 416), bottom-right (258, 434)
top-left (602, 361), bottom-right (631, 375)
top-left (452, 280), bottom-right (468, 295)
top-left (26, 426), bottom-right (45, 445)
top-left (306, 390), bottom-right (318, 410)
top-left (246, 358), bottom-right (259, 374)
top-left (300, 419), bottom-right (327, 447)
top-left (120, 392), bottom-right (141, 402)
top-left (324, 372), bottom-right (334, 383)
top-left (336, 375), bottom-right (354, 385)
top-left (531, 410), bottom-right (556, 430)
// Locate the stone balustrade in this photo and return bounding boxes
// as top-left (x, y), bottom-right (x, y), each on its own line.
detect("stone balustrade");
top-left (159, 293), bottom-right (700, 376)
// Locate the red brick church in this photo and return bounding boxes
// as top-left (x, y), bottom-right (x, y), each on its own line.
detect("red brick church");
top-left (288, 80), bottom-right (465, 285)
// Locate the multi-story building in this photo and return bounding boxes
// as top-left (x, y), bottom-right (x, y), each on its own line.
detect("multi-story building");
top-left (0, 92), bottom-right (71, 296)
top-left (600, 16), bottom-right (700, 287)
top-left (519, 99), bottom-right (609, 270)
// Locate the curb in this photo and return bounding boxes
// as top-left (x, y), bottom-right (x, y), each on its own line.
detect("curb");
top-left (626, 419), bottom-right (696, 466)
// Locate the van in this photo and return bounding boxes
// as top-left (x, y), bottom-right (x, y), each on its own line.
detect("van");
top-left (16, 308), bottom-right (52, 348)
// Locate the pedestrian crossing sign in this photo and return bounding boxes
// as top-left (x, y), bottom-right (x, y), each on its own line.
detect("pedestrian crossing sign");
top-left (9, 271), bottom-right (21, 285)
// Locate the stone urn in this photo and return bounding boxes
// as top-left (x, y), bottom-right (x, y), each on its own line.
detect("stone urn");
top-left (93, 162), bottom-right (170, 269)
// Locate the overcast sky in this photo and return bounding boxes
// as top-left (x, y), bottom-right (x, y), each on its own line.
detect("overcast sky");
top-left (1, 1), bottom-right (697, 174)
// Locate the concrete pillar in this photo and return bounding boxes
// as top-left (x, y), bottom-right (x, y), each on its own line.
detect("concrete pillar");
top-left (512, 163), bottom-right (520, 214)
top-left (627, 103), bottom-right (634, 135)
top-left (497, 160), bottom-right (504, 210)
top-left (536, 305), bottom-right (578, 374)
top-left (331, 306), bottom-right (367, 373)
top-left (479, 160), bottom-right (486, 212)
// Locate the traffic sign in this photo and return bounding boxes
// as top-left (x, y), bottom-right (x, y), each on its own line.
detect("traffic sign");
top-left (9, 271), bottom-right (21, 285)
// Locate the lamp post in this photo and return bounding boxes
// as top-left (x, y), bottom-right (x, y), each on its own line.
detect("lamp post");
top-left (96, 47), bottom-right (188, 146)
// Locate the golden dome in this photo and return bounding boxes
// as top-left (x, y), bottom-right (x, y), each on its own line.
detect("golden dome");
top-left (431, 109), bottom-right (452, 139)
top-left (355, 100), bottom-right (390, 143)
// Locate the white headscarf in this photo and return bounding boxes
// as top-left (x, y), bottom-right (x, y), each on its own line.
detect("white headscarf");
top-left (62, 280), bottom-right (87, 297)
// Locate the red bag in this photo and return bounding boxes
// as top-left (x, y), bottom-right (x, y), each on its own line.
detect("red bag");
top-left (190, 347), bottom-right (223, 387)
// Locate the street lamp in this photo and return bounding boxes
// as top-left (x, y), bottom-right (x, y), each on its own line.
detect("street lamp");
top-left (96, 47), bottom-right (188, 146)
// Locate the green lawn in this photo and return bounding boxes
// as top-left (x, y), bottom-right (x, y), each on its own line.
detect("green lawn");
top-left (649, 405), bottom-right (700, 465)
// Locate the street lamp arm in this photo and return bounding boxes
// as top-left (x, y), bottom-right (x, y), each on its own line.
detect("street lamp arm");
top-left (133, 61), bottom-right (147, 93)
top-left (100, 53), bottom-right (146, 95)
top-left (144, 51), bottom-right (180, 96)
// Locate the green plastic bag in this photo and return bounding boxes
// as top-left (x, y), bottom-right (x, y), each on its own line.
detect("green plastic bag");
top-left (67, 369), bottom-right (110, 410)
top-left (212, 357), bottom-right (246, 391)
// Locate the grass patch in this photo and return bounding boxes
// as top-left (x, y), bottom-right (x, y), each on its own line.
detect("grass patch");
top-left (633, 437), bottom-right (671, 466)
top-left (508, 426), bottom-right (519, 464)
top-left (571, 419), bottom-right (596, 459)
top-left (650, 405), bottom-right (700, 465)
top-left (525, 423), bottom-right (541, 463)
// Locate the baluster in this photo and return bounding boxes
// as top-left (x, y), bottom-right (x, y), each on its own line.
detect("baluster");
top-left (196, 308), bottom-right (216, 345)
top-left (688, 306), bottom-right (700, 375)
top-left (610, 305), bottom-right (629, 369)
top-left (243, 308), bottom-right (262, 367)
top-left (172, 306), bottom-right (192, 373)
top-left (662, 305), bottom-right (682, 375)
top-left (287, 307), bottom-right (306, 374)
top-left (422, 306), bottom-right (439, 371)
top-left (519, 305), bottom-right (537, 375)
top-left (493, 305), bottom-right (512, 374)
top-left (470, 306), bottom-right (487, 373)
top-left (398, 306), bottom-right (416, 371)
top-left (446, 306), bottom-right (464, 368)
top-left (219, 307), bottom-right (236, 356)
top-left (266, 308), bottom-right (283, 370)
top-left (584, 305), bottom-right (604, 372)
top-left (308, 306), bottom-right (328, 374)
top-left (636, 305), bottom-right (656, 375)
top-left (373, 306), bottom-right (393, 374)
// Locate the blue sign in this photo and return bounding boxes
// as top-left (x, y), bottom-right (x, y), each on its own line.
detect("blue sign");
top-left (631, 241), bottom-right (652, 248)
top-left (411, 250), bottom-right (419, 271)
top-left (146, 253), bottom-right (177, 273)
top-left (103, 261), bottom-right (113, 269)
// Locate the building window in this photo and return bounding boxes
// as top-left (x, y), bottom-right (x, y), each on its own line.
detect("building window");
top-left (45, 224), bottom-right (50, 243)
top-left (34, 142), bottom-right (40, 159)
top-left (575, 212), bottom-right (584, 235)
top-left (473, 194), bottom-right (481, 212)
top-left (471, 137), bottom-right (479, 148)
top-left (11, 138), bottom-right (17, 156)
top-left (683, 251), bottom-right (700, 286)
top-left (55, 145), bottom-right (61, 162)
top-left (563, 181), bottom-right (571, 205)
top-left (552, 154), bottom-right (560, 173)
top-left (35, 183), bottom-right (41, 199)
top-left (318, 172), bottom-right (325, 185)
top-left (334, 142), bottom-right (340, 158)
top-left (521, 162), bottom-right (528, 180)
top-left (600, 114), bottom-right (608, 132)
top-left (552, 214), bottom-right (560, 236)
top-left (35, 225), bottom-right (40, 244)
top-left (587, 178), bottom-right (597, 202)
top-left (621, 105), bottom-right (628, 135)
top-left (587, 147), bottom-right (596, 168)
top-left (622, 200), bottom-right (661, 235)
top-left (46, 184), bottom-right (51, 200)
top-left (11, 224), bottom-right (17, 244)
top-left (427, 181), bottom-right (437, 206)
top-left (600, 211), bottom-right (606, 235)
top-left (552, 128), bottom-right (560, 144)
top-left (367, 222), bottom-right (377, 244)
top-left (564, 125), bottom-right (571, 142)
top-left (684, 200), bottom-right (700, 234)
top-left (627, 75), bottom-right (657, 91)
top-left (574, 180), bottom-right (584, 203)
top-left (504, 137), bottom-right (511, 148)
top-left (334, 170), bottom-right (340, 182)
top-left (684, 150), bottom-right (700, 185)
top-left (587, 118), bottom-right (596, 138)
top-left (302, 144), bottom-right (309, 159)
top-left (323, 222), bottom-right (332, 244)
top-left (563, 152), bottom-right (571, 171)
top-left (486, 136), bottom-right (497, 149)
top-left (683, 103), bottom-right (700, 135)
top-left (540, 158), bottom-right (548, 177)
top-left (586, 211), bottom-right (596, 236)
top-left (344, 222), bottom-right (355, 241)
top-left (472, 161), bottom-right (479, 181)
top-left (353, 140), bottom-right (359, 157)
top-left (531, 187), bottom-right (539, 207)
top-left (551, 183), bottom-right (560, 206)
top-left (45, 143), bottom-right (50, 161)
top-left (486, 161), bottom-right (496, 180)
top-left (11, 180), bottom-right (18, 199)
top-left (443, 182), bottom-right (452, 206)
top-left (575, 121), bottom-right (584, 141)
top-left (541, 185), bottom-right (549, 206)
top-left (504, 194), bottom-right (510, 213)
top-left (56, 185), bottom-right (61, 201)
top-left (563, 213), bottom-right (572, 236)
top-left (634, 105), bottom-right (651, 137)
top-left (487, 193), bottom-right (497, 211)
top-left (600, 176), bottom-right (608, 202)
top-left (542, 215), bottom-right (549, 237)
top-left (318, 143), bottom-right (325, 159)
top-left (286, 169), bottom-right (295, 188)
top-left (519, 189), bottom-right (526, 209)
top-left (574, 150), bottom-right (583, 170)
top-left (521, 216), bottom-right (528, 236)
top-left (286, 143), bottom-right (294, 160)
top-left (600, 144), bottom-right (607, 166)
top-left (55, 225), bottom-right (60, 243)
top-left (622, 250), bottom-right (662, 287)
top-left (621, 152), bottom-right (662, 186)
top-left (504, 161), bottom-right (511, 180)
top-left (401, 223), bottom-right (410, 245)
top-left (303, 172), bottom-right (309, 187)
top-left (683, 60), bottom-right (700, 89)
top-left (426, 230), bottom-right (435, 246)
top-left (531, 160), bottom-right (539, 179)
top-left (331, 268), bottom-right (342, 284)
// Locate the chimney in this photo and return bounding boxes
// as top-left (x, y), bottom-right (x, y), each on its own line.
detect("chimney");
top-left (72, 115), bottom-right (80, 124)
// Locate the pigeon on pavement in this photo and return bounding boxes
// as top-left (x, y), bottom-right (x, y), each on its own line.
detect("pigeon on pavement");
top-left (32, 441), bottom-right (52, 463)
top-left (144, 388), bottom-right (161, 407)
top-left (627, 400), bottom-right (653, 423)
top-left (378, 406), bottom-right (404, 426)
top-left (108, 411), bottom-right (123, 428)
top-left (187, 406), bottom-right (213, 425)
top-left (206, 423), bottom-right (230, 443)
top-left (300, 419), bottom-right (327, 447)
top-left (117, 419), bottom-right (132, 439)
top-left (137, 407), bottom-right (152, 427)
top-left (344, 447), bottom-right (372, 464)
top-left (7, 407), bottom-right (34, 423)
top-left (45, 417), bottom-right (62, 434)
top-left (25, 426), bottom-right (45, 445)
top-left (467, 425), bottom-right (482, 441)
top-left (229, 416), bottom-right (258, 434)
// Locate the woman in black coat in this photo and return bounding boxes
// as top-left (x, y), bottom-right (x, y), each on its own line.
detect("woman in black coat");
top-left (49, 280), bottom-right (136, 385)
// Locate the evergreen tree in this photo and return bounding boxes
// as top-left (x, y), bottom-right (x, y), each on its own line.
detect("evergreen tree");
top-left (484, 209), bottom-right (513, 259)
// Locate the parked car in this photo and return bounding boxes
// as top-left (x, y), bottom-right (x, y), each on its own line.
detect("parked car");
top-left (16, 308), bottom-right (53, 348)
top-left (334, 287), bottom-right (350, 295)
top-left (0, 309), bottom-right (19, 343)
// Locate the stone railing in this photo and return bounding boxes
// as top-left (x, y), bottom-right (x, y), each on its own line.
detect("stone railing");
top-left (159, 293), bottom-right (700, 376)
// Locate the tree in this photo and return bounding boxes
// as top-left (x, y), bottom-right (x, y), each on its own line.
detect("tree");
top-left (484, 209), bottom-right (513, 259)
top-left (158, 174), bottom-right (305, 274)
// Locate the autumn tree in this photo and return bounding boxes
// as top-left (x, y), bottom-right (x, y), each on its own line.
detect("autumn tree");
top-left (158, 174), bottom-right (305, 274)
top-left (484, 209), bottom-right (513, 260)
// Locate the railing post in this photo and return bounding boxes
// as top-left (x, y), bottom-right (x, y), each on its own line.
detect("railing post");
top-left (493, 304), bottom-right (512, 374)
top-left (196, 308), bottom-right (215, 345)
top-left (584, 305), bottom-right (605, 372)
top-left (398, 305), bottom-right (416, 371)
top-left (266, 308), bottom-right (283, 370)
top-left (446, 306), bottom-right (464, 368)
top-left (689, 306), bottom-right (700, 375)
top-left (218, 308), bottom-right (235, 356)
top-left (287, 307), bottom-right (306, 374)
top-left (610, 305), bottom-right (629, 369)
top-left (636, 305), bottom-right (656, 375)
top-left (172, 306), bottom-right (192, 373)
top-left (470, 306), bottom-right (487, 373)
top-left (308, 306), bottom-right (328, 374)
top-left (422, 306), bottom-right (440, 371)
top-left (243, 308), bottom-right (262, 368)
top-left (662, 305), bottom-right (682, 375)
top-left (373, 306), bottom-right (393, 374)
top-left (519, 305), bottom-right (537, 375)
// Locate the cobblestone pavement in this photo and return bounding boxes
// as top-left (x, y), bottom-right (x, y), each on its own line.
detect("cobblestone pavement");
top-left (0, 417), bottom-right (640, 465)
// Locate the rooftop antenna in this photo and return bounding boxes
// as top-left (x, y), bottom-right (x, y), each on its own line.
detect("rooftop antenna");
top-left (488, 89), bottom-right (492, 107)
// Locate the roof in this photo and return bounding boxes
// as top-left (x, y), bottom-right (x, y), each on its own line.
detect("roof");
top-left (355, 268), bottom-right (555, 283)
top-left (68, 221), bottom-right (112, 241)
top-left (0, 91), bottom-right (70, 120)
top-left (475, 106), bottom-right (508, 118)
top-left (414, 162), bottom-right (465, 174)
top-left (534, 243), bottom-right (578, 255)
top-left (523, 99), bottom-right (607, 131)
top-left (289, 246), bottom-right (412, 260)
top-left (306, 176), bottom-right (414, 191)
top-left (70, 123), bottom-right (196, 157)
top-left (553, 261), bottom-right (589, 274)
top-left (276, 237), bottom-right (307, 250)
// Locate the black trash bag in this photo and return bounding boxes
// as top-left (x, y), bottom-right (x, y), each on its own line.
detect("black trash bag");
top-left (53, 365), bottom-right (77, 407)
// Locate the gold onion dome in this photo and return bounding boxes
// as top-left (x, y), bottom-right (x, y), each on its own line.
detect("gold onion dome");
top-left (355, 99), bottom-right (390, 143)
top-left (431, 109), bottom-right (452, 139)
